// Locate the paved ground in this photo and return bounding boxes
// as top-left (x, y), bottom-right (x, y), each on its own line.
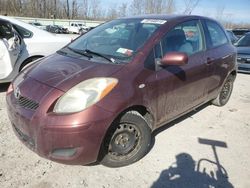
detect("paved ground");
top-left (0, 73), bottom-right (250, 188)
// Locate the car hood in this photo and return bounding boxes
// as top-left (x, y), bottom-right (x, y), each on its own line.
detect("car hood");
top-left (237, 46), bottom-right (250, 55)
top-left (26, 53), bottom-right (124, 92)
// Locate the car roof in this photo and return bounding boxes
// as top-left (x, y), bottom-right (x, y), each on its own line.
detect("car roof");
top-left (120, 14), bottom-right (210, 21)
top-left (0, 15), bottom-right (54, 37)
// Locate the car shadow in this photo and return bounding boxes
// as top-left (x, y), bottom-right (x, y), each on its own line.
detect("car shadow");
top-left (0, 83), bottom-right (10, 93)
top-left (151, 138), bottom-right (234, 188)
top-left (149, 103), bottom-right (211, 151)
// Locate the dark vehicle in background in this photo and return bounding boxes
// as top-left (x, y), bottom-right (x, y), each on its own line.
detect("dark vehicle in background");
top-left (46, 25), bottom-right (69, 34)
top-left (6, 15), bottom-right (237, 168)
top-left (226, 30), bottom-right (238, 43)
top-left (232, 28), bottom-right (250, 38)
top-left (235, 32), bottom-right (250, 73)
top-left (79, 26), bottom-right (96, 35)
top-left (28, 21), bottom-right (46, 30)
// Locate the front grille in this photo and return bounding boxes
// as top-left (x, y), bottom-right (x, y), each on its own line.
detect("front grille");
top-left (13, 124), bottom-right (35, 149)
top-left (17, 95), bottom-right (39, 110)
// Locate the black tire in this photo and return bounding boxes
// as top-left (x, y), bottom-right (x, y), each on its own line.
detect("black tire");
top-left (212, 75), bottom-right (234, 106)
top-left (100, 111), bottom-right (151, 168)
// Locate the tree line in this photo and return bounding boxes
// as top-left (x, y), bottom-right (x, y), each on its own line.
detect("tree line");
top-left (0, 0), bottom-right (249, 28)
top-left (0, 0), bottom-right (200, 20)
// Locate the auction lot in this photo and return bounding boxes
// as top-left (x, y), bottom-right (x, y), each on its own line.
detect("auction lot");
top-left (0, 73), bottom-right (249, 188)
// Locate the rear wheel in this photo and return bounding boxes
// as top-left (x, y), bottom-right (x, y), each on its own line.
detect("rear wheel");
top-left (100, 111), bottom-right (151, 168)
top-left (212, 75), bottom-right (234, 106)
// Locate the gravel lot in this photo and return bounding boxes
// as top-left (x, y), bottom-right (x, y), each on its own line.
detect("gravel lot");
top-left (0, 73), bottom-right (250, 188)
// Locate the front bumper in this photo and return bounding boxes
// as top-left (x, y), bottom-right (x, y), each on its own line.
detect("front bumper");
top-left (6, 78), bottom-right (115, 165)
top-left (238, 62), bottom-right (250, 73)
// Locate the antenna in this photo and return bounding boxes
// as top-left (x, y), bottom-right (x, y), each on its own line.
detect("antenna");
top-left (198, 138), bottom-right (227, 175)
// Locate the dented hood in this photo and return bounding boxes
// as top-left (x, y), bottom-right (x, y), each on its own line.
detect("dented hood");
top-left (26, 53), bottom-right (124, 92)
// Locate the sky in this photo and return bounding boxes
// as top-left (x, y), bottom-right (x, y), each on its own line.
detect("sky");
top-left (100, 0), bottom-right (250, 23)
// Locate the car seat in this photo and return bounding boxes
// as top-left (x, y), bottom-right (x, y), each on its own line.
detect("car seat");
top-left (164, 29), bottom-right (193, 55)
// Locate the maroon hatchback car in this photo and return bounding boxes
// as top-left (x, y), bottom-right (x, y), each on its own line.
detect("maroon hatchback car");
top-left (6, 15), bottom-right (237, 167)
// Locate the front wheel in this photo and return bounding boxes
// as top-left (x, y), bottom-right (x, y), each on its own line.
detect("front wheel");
top-left (100, 111), bottom-right (151, 168)
top-left (212, 75), bottom-right (234, 106)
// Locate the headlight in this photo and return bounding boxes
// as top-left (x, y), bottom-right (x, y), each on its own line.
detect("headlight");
top-left (53, 77), bottom-right (118, 114)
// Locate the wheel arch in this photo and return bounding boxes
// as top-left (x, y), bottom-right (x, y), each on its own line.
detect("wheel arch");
top-left (229, 69), bottom-right (237, 81)
top-left (97, 104), bottom-right (154, 162)
top-left (116, 105), bottom-right (154, 130)
top-left (19, 55), bottom-right (44, 72)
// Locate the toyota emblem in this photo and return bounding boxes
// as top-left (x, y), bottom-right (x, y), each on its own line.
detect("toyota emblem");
top-left (14, 87), bottom-right (21, 99)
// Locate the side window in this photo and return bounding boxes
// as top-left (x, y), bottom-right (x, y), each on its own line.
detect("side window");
top-left (205, 20), bottom-right (228, 48)
top-left (158, 20), bottom-right (204, 56)
top-left (13, 24), bottom-right (32, 38)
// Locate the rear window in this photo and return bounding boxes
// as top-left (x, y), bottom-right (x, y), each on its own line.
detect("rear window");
top-left (205, 20), bottom-right (228, 48)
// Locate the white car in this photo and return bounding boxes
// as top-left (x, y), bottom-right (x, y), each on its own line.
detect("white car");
top-left (68, 23), bottom-right (88, 34)
top-left (0, 16), bottom-right (71, 83)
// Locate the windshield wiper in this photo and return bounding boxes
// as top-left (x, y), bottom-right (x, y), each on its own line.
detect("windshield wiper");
top-left (84, 49), bottom-right (117, 64)
top-left (67, 47), bottom-right (93, 59)
top-left (57, 49), bottom-right (68, 55)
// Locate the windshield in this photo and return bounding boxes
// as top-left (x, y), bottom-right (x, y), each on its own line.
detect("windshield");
top-left (236, 34), bottom-right (250, 47)
top-left (67, 18), bottom-right (163, 63)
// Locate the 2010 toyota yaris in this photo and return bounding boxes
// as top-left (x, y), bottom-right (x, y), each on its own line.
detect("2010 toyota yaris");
top-left (6, 15), bottom-right (237, 167)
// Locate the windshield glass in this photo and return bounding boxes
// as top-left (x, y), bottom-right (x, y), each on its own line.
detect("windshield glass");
top-left (67, 18), bottom-right (163, 63)
top-left (236, 34), bottom-right (250, 47)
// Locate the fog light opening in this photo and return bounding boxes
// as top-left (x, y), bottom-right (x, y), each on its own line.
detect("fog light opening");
top-left (52, 148), bottom-right (77, 158)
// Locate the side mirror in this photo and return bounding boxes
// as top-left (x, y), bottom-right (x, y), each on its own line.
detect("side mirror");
top-left (160, 52), bottom-right (188, 66)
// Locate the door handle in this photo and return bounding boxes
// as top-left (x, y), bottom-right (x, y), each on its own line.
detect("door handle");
top-left (206, 57), bottom-right (215, 65)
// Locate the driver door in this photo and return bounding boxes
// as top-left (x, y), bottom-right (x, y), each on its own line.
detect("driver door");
top-left (0, 19), bottom-right (23, 79)
top-left (143, 20), bottom-right (208, 126)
